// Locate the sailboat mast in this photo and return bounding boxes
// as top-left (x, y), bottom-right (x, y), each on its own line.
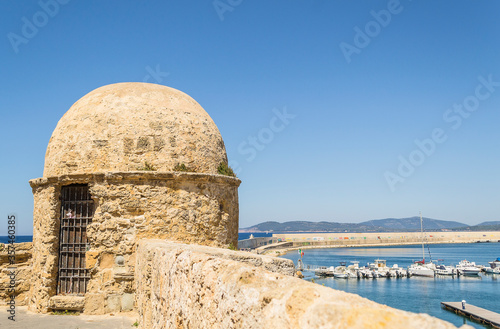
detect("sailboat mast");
top-left (420, 212), bottom-right (425, 262)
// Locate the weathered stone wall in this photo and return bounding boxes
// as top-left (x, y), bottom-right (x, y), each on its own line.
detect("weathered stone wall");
top-left (28, 171), bottom-right (240, 314)
top-left (29, 184), bottom-right (60, 312)
top-left (136, 240), bottom-right (470, 329)
top-left (0, 243), bottom-right (33, 306)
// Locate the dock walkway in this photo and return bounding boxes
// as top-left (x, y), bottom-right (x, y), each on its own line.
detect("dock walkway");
top-left (441, 301), bottom-right (500, 328)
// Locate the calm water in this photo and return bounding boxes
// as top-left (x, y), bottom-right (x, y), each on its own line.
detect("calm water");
top-left (0, 235), bottom-right (33, 243)
top-left (281, 243), bottom-right (500, 329)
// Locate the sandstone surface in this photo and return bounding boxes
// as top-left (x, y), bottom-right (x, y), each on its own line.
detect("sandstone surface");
top-left (0, 242), bottom-right (33, 306)
top-left (44, 82), bottom-right (228, 177)
top-left (136, 239), bottom-right (471, 329)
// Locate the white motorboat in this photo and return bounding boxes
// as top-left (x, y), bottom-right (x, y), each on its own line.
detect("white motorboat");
top-left (368, 259), bottom-right (391, 278)
top-left (484, 266), bottom-right (500, 274)
top-left (360, 268), bottom-right (373, 278)
top-left (333, 262), bottom-right (348, 278)
top-left (434, 265), bottom-right (456, 276)
top-left (396, 268), bottom-right (408, 278)
top-left (347, 261), bottom-right (360, 271)
top-left (408, 262), bottom-right (435, 277)
top-left (325, 266), bottom-right (336, 277)
top-left (456, 260), bottom-right (481, 276)
top-left (390, 264), bottom-right (407, 278)
top-left (461, 268), bottom-right (481, 276)
top-left (314, 266), bottom-right (330, 277)
top-left (333, 271), bottom-right (348, 279)
top-left (488, 258), bottom-right (500, 269)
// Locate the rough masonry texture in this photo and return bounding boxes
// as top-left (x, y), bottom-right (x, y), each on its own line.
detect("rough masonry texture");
top-left (136, 240), bottom-right (470, 329)
top-left (44, 83), bottom-right (228, 176)
top-left (0, 242), bottom-right (32, 305)
top-left (28, 83), bottom-right (240, 314)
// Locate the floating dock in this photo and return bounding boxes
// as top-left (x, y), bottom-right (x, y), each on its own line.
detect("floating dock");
top-left (441, 302), bottom-right (500, 328)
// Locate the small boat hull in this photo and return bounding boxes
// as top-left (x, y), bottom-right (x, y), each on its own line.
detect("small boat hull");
top-left (334, 272), bottom-right (348, 279)
top-left (460, 268), bottom-right (481, 276)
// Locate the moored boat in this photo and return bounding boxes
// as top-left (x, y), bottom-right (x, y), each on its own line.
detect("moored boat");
top-left (333, 262), bottom-right (348, 278)
top-left (314, 266), bottom-right (330, 277)
top-left (488, 258), bottom-right (500, 269)
top-left (484, 266), bottom-right (500, 274)
top-left (434, 265), bottom-right (456, 276)
top-left (333, 271), bottom-right (348, 279)
top-left (408, 262), bottom-right (435, 277)
top-left (456, 260), bottom-right (481, 276)
top-left (408, 213), bottom-right (435, 277)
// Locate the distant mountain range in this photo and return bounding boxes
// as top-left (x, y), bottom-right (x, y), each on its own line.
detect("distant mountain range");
top-left (239, 217), bottom-right (500, 233)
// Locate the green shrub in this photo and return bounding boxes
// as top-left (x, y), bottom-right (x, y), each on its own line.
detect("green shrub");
top-left (217, 162), bottom-right (236, 177)
top-left (228, 242), bottom-right (237, 250)
top-left (51, 309), bottom-right (80, 316)
top-left (173, 163), bottom-right (193, 172)
top-left (137, 161), bottom-right (156, 171)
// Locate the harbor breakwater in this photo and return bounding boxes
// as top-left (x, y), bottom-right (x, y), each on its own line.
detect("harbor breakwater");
top-left (265, 231), bottom-right (500, 252)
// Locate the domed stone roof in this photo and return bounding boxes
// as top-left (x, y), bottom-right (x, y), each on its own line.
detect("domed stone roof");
top-left (43, 83), bottom-right (228, 177)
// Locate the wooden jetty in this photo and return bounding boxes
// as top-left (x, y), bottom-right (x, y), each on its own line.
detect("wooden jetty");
top-left (441, 302), bottom-right (500, 328)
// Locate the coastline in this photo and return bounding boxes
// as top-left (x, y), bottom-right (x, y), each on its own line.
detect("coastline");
top-left (257, 231), bottom-right (500, 256)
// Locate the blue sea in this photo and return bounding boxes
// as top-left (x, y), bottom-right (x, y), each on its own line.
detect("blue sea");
top-left (0, 235), bottom-right (33, 243)
top-left (281, 243), bottom-right (500, 329)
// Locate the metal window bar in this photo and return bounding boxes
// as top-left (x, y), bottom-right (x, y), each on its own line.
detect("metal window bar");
top-left (57, 184), bottom-right (94, 295)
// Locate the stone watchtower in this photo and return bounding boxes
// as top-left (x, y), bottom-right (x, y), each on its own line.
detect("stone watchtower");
top-left (28, 83), bottom-right (240, 313)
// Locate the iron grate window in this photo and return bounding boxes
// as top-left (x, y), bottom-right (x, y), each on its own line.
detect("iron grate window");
top-left (57, 184), bottom-right (94, 295)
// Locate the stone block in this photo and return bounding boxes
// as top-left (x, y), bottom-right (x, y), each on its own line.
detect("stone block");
top-left (101, 269), bottom-right (113, 284)
top-left (106, 294), bottom-right (121, 312)
top-left (100, 253), bottom-right (114, 269)
top-left (86, 251), bottom-right (100, 269)
top-left (84, 293), bottom-right (105, 314)
top-left (121, 293), bottom-right (134, 311)
top-left (49, 295), bottom-right (85, 311)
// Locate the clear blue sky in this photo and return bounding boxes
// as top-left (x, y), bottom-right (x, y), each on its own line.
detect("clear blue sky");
top-left (1, 0), bottom-right (499, 235)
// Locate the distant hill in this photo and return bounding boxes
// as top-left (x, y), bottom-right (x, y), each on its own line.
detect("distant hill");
top-left (360, 217), bottom-right (467, 230)
top-left (240, 217), bottom-right (473, 233)
top-left (457, 222), bottom-right (500, 231)
top-left (239, 221), bottom-right (383, 233)
top-left (477, 221), bottom-right (500, 226)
